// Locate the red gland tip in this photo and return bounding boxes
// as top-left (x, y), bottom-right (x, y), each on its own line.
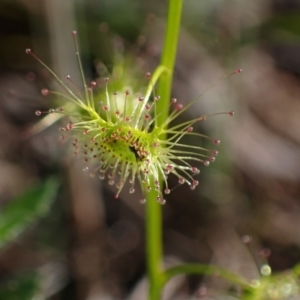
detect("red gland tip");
top-left (211, 150), bottom-right (218, 156)
top-left (71, 30), bottom-right (77, 36)
top-left (236, 68), bottom-right (242, 74)
top-left (242, 235), bottom-right (252, 244)
top-left (41, 89), bottom-right (49, 96)
top-left (145, 72), bottom-right (151, 79)
top-left (175, 104), bottom-right (183, 111)
top-left (260, 248), bottom-right (271, 258)
top-left (25, 48), bottom-right (32, 54)
top-left (90, 81), bottom-right (97, 88)
top-left (209, 156), bottom-right (216, 162)
top-left (203, 160), bottom-right (210, 167)
top-left (229, 111), bottom-right (234, 116)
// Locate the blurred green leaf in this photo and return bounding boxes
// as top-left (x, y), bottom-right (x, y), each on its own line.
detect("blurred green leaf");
top-left (0, 273), bottom-right (40, 300)
top-left (261, 13), bottom-right (300, 43)
top-left (0, 177), bottom-right (59, 250)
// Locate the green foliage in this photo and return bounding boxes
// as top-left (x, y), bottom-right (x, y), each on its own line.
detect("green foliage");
top-left (261, 12), bottom-right (300, 43)
top-left (0, 273), bottom-right (40, 300)
top-left (0, 177), bottom-right (59, 250)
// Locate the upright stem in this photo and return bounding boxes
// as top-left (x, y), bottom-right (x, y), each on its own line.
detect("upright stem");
top-left (156, 0), bottom-right (183, 130)
top-left (146, 185), bottom-right (164, 300)
top-left (146, 1), bottom-right (183, 299)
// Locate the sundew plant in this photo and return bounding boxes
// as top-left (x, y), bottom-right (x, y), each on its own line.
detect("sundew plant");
top-left (25, 1), bottom-right (300, 300)
top-left (26, 39), bottom-right (237, 204)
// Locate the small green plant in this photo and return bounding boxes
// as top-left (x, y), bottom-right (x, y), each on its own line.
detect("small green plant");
top-left (26, 37), bottom-right (235, 204)
top-left (25, 1), bottom-right (300, 300)
top-left (25, 1), bottom-right (238, 298)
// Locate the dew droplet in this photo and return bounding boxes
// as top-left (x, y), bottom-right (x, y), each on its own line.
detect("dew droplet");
top-left (192, 180), bottom-right (199, 186)
top-left (260, 264), bottom-right (271, 276)
top-left (211, 150), bottom-right (218, 156)
top-left (241, 235), bottom-right (252, 244)
top-left (164, 188), bottom-right (170, 194)
top-left (250, 279), bottom-right (260, 288)
top-left (191, 167), bottom-right (200, 174)
top-left (129, 187), bottom-right (135, 194)
top-left (140, 198), bottom-right (146, 204)
top-left (203, 160), bottom-right (210, 167)
top-left (260, 248), bottom-right (271, 258)
top-left (213, 139), bottom-right (221, 145)
top-left (178, 177), bottom-right (185, 184)
top-left (41, 89), bottom-right (49, 96)
top-left (175, 104), bottom-right (183, 111)
top-left (35, 110), bottom-right (42, 116)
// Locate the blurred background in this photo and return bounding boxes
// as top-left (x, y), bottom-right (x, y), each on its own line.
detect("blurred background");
top-left (1, 0), bottom-right (300, 299)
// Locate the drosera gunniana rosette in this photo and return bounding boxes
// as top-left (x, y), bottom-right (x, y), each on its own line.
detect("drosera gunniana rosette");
top-left (26, 31), bottom-right (241, 204)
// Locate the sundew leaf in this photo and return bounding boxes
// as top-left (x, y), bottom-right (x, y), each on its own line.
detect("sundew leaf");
top-left (0, 177), bottom-right (59, 250)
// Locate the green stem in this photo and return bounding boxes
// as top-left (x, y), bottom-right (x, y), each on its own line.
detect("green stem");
top-left (164, 264), bottom-right (254, 292)
top-left (156, 0), bottom-right (183, 129)
top-left (146, 182), bottom-right (164, 299)
top-left (146, 1), bottom-right (183, 300)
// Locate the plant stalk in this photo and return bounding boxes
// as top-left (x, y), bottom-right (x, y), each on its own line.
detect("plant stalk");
top-left (146, 0), bottom-right (183, 299)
